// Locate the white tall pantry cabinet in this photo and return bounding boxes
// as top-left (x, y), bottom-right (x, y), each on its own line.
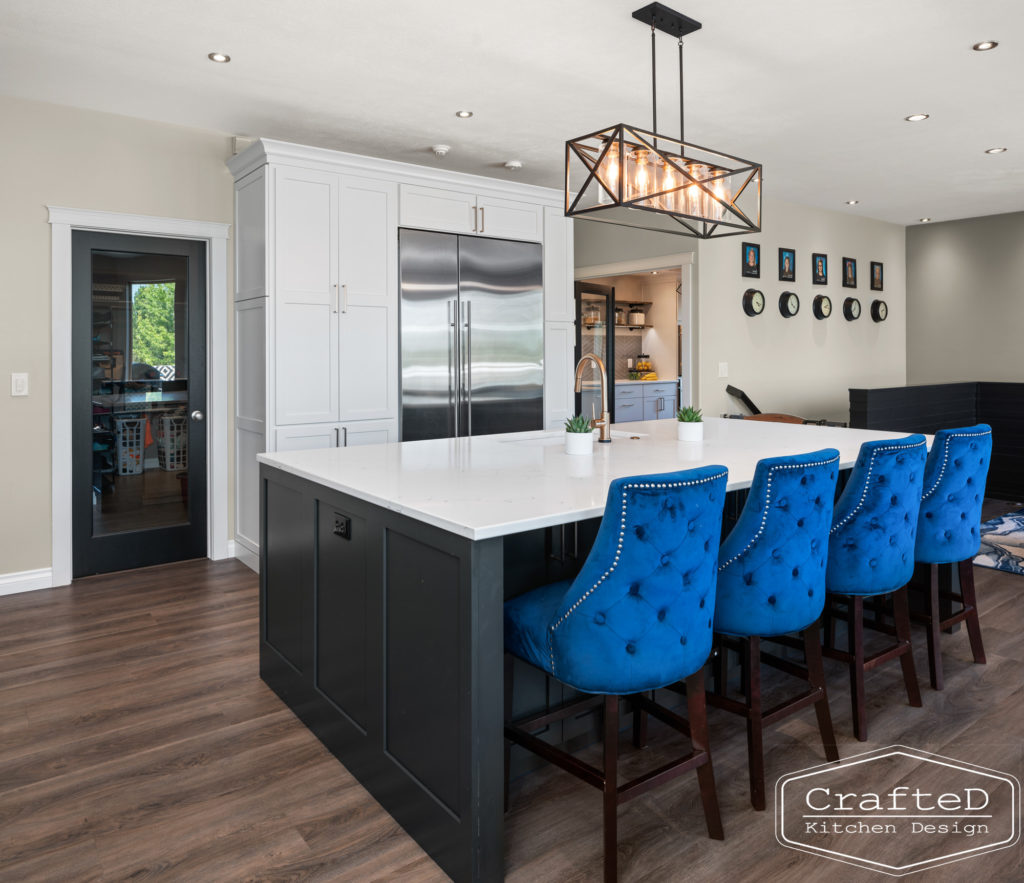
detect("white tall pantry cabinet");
top-left (228, 139), bottom-right (575, 560)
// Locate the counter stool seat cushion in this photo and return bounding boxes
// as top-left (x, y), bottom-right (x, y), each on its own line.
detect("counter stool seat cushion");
top-left (826, 434), bottom-right (928, 596)
top-left (504, 466), bottom-right (729, 696)
top-left (716, 448), bottom-right (840, 638)
top-left (915, 424), bottom-right (992, 564)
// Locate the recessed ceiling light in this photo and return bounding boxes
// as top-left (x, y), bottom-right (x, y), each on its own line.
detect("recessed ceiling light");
top-left (207, 52), bottom-right (230, 63)
top-left (504, 160), bottom-right (523, 171)
top-left (985, 147), bottom-right (1008, 154)
top-left (845, 200), bottom-right (860, 205)
top-left (972, 41), bottom-right (998, 51)
top-left (904, 113), bottom-right (929, 122)
top-left (919, 217), bottom-right (932, 223)
top-left (455, 110), bottom-right (473, 118)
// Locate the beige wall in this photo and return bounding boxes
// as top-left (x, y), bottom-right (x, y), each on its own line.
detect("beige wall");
top-left (0, 95), bottom-right (234, 576)
top-left (574, 218), bottom-right (697, 268)
top-left (906, 211), bottom-right (1024, 385)
top-left (696, 197), bottom-right (907, 424)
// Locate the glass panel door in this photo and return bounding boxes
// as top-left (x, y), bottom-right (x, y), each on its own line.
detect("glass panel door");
top-left (574, 281), bottom-right (615, 423)
top-left (72, 232), bottom-right (207, 576)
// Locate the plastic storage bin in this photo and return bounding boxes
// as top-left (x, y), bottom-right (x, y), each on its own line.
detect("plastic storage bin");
top-left (114, 416), bottom-right (144, 475)
top-left (156, 414), bottom-right (188, 471)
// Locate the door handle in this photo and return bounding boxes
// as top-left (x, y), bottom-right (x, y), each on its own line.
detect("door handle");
top-left (472, 205), bottom-right (478, 232)
top-left (190, 410), bottom-right (204, 422)
top-left (448, 299), bottom-right (457, 437)
top-left (341, 283), bottom-right (348, 314)
top-left (334, 427), bottom-right (340, 447)
top-left (464, 300), bottom-right (472, 436)
top-left (331, 283), bottom-right (339, 314)
top-left (480, 206), bottom-right (485, 233)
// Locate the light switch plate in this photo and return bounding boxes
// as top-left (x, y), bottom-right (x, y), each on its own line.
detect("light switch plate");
top-left (718, 362), bottom-right (729, 379)
top-left (11, 373), bottom-right (28, 396)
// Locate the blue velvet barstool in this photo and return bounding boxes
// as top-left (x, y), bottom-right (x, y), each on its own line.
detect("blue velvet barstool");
top-left (504, 466), bottom-right (728, 883)
top-left (825, 435), bottom-right (928, 741)
top-left (913, 424), bottom-right (992, 690)
top-left (712, 449), bottom-right (841, 810)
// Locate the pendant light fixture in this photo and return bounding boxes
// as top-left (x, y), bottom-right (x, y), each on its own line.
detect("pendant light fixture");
top-left (565, 3), bottom-right (762, 239)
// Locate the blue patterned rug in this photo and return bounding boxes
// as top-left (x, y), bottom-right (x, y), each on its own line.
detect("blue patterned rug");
top-left (974, 508), bottom-right (1024, 575)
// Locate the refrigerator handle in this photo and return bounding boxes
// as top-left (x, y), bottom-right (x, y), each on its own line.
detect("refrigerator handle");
top-left (464, 300), bottom-right (472, 437)
top-left (448, 299), bottom-right (458, 437)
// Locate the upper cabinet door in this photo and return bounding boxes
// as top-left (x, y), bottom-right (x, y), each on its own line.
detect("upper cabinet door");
top-left (339, 175), bottom-right (399, 422)
top-left (274, 166), bottom-right (340, 425)
top-left (476, 196), bottom-right (543, 242)
top-left (543, 206), bottom-right (575, 322)
top-left (399, 184), bottom-right (476, 235)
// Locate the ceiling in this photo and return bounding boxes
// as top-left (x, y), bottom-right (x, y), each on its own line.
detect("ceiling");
top-left (2, 0), bottom-right (1021, 226)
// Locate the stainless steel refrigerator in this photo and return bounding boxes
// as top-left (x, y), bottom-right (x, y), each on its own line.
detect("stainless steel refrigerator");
top-left (399, 229), bottom-right (543, 441)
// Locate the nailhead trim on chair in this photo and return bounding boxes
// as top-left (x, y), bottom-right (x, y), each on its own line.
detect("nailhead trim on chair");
top-left (718, 454), bottom-right (839, 572)
top-left (830, 439), bottom-right (926, 536)
top-left (546, 469), bottom-right (727, 676)
top-left (921, 429), bottom-right (992, 501)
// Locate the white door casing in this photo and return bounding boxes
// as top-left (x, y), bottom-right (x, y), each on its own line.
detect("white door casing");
top-left (48, 206), bottom-right (231, 588)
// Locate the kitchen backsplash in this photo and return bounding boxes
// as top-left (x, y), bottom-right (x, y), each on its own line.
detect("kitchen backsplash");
top-left (614, 333), bottom-right (643, 378)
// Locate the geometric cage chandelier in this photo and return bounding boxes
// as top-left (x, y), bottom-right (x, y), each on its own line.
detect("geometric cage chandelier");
top-left (565, 3), bottom-right (762, 239)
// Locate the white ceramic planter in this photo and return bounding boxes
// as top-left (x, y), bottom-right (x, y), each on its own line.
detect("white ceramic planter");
top-left (677, 421), bottom-right (703, 442)
top-left (565, 430), bottom-right (595, 456)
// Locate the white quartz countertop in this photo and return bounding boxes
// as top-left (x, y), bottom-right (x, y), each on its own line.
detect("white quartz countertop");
top-left (258, 418), bottom-right (926, 541)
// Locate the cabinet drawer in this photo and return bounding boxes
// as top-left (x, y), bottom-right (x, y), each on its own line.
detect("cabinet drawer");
top-left (643, 383), bottom-right (677, 400)
top-left (615, 384), bottom-right (643, 401)
top-left (615, 400), bottom-right (642, 420)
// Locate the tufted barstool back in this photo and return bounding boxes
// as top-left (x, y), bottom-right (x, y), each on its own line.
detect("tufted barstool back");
top-left (503, 466), bottom-right (728, 879)
top-left (716, 449), bottom-right (840, 638)
top-left (915, 424), bottom-right (992, 564)
top-left (550, 466), bottom-right (728, 695)
top-left (827, 435), bottom-right (928, 595)
top-left (912, 424), bottom-right (992, 691)
top-left (824, 434), bottom-right (927, 741)
top-left (710, 449), bottom-right (840, 810)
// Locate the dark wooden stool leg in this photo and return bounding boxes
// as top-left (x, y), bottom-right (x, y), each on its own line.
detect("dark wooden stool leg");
top-left (892, 586), bottom-right (922, 708)
top-left (926, 563), bottom-right (943, 690)
top-left (632, 691), bottom-right (649, 749)
top-left (804, 622), bottom-right (839, 761)
top-left (685, 671), bottom-right (724, 839)
top-left (603, 695), bottom-right (619, 883)
top-left (848, 596), bottom-right (868, 741)
top-left (712, 636), bottom-right (727, 696)
top-left (504, 653), bottom-right (514, 812)
top-left (745, 636), bottom-right (766, 810)
top-left (958, 558), bottom-right (987, 665)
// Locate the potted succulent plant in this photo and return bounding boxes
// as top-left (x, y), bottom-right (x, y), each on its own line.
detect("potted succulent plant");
top-left (676, 405), bottom-right (704, 442)
top-left (564, 414), bottom-right (595, 455)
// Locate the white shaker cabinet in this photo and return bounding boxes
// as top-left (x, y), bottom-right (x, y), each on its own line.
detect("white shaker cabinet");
top-left (274, 166), bottom-right (339, 425)
top-left (276, 419), bottom-right (398, 452)
top-left (338, 175), bottom-right (398, 422)
top-left (399, 184), bottom-right (543, 242)
top-left (229, 139), bottom-right (568, 561)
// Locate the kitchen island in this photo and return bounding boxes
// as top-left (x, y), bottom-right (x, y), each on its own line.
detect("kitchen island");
top-left (257, 418), bottom-right (920, 882)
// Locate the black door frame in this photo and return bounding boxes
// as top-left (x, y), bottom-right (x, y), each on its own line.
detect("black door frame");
top-left (573, 280), bottom-right (616, 424)
top-left (71, 231), bottom-right (208, 577)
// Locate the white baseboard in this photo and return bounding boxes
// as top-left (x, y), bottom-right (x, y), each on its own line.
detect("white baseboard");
top-left (234, 538), bottom-right (259, 573)
top-left (0, 568), bottom-right (54, 597)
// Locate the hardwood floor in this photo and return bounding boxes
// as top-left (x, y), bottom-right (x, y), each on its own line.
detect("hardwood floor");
top-left (1, 528), bottom-right (1022, 881)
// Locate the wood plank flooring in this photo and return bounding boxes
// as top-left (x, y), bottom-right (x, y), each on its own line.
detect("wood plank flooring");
top-left (1, 523), bottom-right (1022, 881)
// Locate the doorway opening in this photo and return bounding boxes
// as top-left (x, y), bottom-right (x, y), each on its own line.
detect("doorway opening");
top-left (574, 253), bottom-right (696, 426)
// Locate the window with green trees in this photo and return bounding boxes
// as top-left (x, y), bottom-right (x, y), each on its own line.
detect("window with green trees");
top-left (131, 282), bottom-right (176, 371)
